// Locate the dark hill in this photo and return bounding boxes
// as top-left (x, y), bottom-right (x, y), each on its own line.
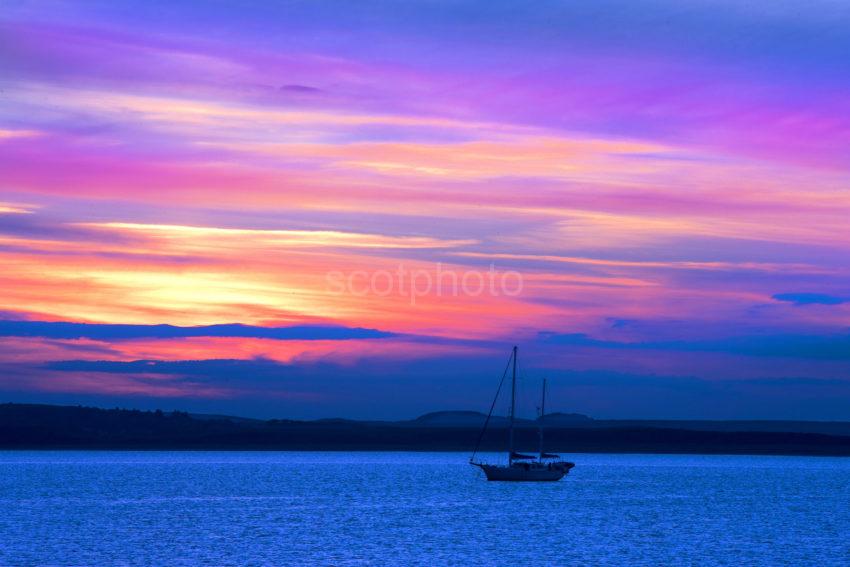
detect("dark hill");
top-left (410, 410), bottom-right (515, 427)
top-left (540, 412), bottom-right (595, 425)
top-left (408, 411), bottom-right (594, 427)
top-left (2, 403), bottom-right (850, 456)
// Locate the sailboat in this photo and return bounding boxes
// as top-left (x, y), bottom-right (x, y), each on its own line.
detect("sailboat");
top-left (470, 346), bottom-right (575, 481)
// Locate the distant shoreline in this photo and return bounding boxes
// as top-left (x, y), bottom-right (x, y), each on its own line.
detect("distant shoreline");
top-left (3, 403), bottom-right (850, 457)
top-left (4, 447), bottom-right (850, 458)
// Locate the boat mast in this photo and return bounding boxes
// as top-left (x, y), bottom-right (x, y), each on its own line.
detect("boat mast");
top-left (470, 348), bottom-right (514, 465)
top-left (538, 378), bottom-right (546, 461)
top-left (508, 345), bottom-right (517, 464)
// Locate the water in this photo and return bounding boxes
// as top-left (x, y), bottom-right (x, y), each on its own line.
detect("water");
top-left (1, 452), bottom-right (848, 566)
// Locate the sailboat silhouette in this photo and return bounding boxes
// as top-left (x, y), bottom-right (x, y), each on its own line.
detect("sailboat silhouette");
top-left (470, 346), bottom-right (575, 481)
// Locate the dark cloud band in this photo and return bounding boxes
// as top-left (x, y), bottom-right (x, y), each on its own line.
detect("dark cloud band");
top-left (0, 320), bottom-right (395, 341)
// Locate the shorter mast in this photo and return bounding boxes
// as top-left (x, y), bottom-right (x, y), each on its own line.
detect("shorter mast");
top-left (508, 345), bottom-right (518, 464)
top-left (538, 378), bottom-right (547, 460)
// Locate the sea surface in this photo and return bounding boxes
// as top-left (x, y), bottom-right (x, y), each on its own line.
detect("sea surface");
top-left (1, 451), bottom-right (848, 566)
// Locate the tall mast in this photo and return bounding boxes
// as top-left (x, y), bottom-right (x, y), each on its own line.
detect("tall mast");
top-left (538, 378), bottom-right (546, 460)
top-left (508, 345), bottom-right (517, 464)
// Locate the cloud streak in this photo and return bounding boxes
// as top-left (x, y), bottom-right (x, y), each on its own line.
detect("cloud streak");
top-left (0, 321), bottom-right (395, 341)
top-left (773, 293), bottom-right (849, 306)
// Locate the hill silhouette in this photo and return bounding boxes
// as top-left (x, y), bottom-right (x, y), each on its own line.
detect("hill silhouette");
top-left (2, 403), bottom-right (850, 456)
top-left (408, 410), bottom-right (594, 427)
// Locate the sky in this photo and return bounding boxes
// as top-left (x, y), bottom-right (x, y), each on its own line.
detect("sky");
top-left (1, 0), bottom-right (849, 420)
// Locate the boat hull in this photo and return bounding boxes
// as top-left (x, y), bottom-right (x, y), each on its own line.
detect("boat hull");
top-left (475, 462), bottom-right (574, 482)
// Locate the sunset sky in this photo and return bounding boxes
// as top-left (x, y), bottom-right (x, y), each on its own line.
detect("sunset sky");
top-left (1, 1), bottom-right (849, 419)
